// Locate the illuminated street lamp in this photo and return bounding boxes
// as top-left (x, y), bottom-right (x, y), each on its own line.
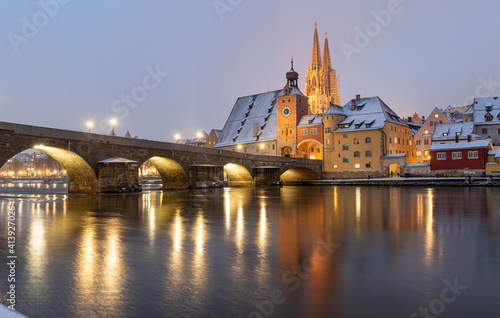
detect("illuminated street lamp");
top-left (110, 119), bottom-right (117, 136)
top-left (87, 121), bottom-right (93, 133)
top-left (197, 132), bottom-right (202, 139)
top-left (175, 134), bottom-right (181, 142)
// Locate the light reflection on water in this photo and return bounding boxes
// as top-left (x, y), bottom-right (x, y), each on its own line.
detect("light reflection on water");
top-left (0, 186), bottom-right (499, 317)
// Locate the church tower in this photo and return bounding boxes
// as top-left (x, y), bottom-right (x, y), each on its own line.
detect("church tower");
top-left (305, 23), bottom-right (340, 114)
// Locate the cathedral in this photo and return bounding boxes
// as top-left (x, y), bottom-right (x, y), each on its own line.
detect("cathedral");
top-left (305, 23), bottom-right (340, 114)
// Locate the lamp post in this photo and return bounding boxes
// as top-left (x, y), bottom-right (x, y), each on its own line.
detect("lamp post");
top-left (87, 121), bottom-right (93, 133)
top-left (110, 119), bottom-right (117, 136)
top-left (175, 134), bottom-right (181, 142)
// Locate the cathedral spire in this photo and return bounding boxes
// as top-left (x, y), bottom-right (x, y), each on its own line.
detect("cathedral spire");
top-left (322, 32), bottom-right (332, 71)
top-left (310, 22), bottom-right (322, 71)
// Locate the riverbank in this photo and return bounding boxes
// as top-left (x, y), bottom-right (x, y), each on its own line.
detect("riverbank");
top-left (293, 177), bottom-right (500, 187)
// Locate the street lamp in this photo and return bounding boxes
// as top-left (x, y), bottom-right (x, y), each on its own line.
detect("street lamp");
top-left (110, 119), bottom-right (117, 136)
top-left (87, 121), bottom-right (93, 133)
top-left (175, 134), bottom-right (181, 142)
top-left (197, 132), bottom-right (202, 139)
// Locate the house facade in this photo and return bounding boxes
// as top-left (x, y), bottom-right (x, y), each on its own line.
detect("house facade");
top-left (429, 140), bottom-right (492, 172)
top-left (414, 107), bottom-right (451, 163)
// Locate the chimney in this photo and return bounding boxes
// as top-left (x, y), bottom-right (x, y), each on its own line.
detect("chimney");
top-left (356, 94), bottom-right (361, 99)
top-left (351, 100), bottom-right (356, 110)
top-left (455, 135), bottom-right (459, 143)
top-left (467, 135), bottom-right (471, 142)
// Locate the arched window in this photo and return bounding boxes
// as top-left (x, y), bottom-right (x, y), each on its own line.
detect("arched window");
top-left (354, 151), bottom-right (360, 158)
top-left (342, 144), bottom-right (349, 151)
top-left (365, 150), bottom-right (372, 157)
top-left (342, 156), bottom-right (349, 163)
top-left (365, 137), bottom-right (371, 144)
top-left (353, 138), bottom-right (360, 144)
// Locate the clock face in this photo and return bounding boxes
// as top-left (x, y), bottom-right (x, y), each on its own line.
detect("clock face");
top-left (282, 106), bottom-right (291, 117)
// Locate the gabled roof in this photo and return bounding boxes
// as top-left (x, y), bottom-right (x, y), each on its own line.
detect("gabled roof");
top-left (432, 122), bottom-right (483, 141)
top-left (335, 97), bottom-right (407, 132)
top-left (215, 90), bottom-right (282, 147)
top-left (472, 97), bottom-right (500, 125)
top-left (429, 140), bottom-right (491, 151)
top-left (298, 114), bottom-right (323, 127)
top-left (323, 104), bottom-right (345, 116)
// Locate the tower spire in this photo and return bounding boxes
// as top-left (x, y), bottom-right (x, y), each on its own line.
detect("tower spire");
top-left (322, 32), bottom-right (332, 71)
top-left (310, 22), bottom-right (322, 71)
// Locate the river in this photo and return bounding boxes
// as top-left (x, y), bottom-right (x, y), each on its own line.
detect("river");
top-left (0, 184), bottom-right (499, 317)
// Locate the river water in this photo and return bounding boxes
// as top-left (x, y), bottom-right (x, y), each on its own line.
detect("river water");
top-left (0, 184), bottom-right (499, 317)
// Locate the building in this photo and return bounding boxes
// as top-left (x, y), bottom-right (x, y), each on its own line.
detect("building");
top-left (297, 114), bottom-right (324, 159)
top-left (215, 61), bottom-right (309, 157)
top-left (468, 97), bottom-right (500, 146)
top-left (414, 107), bottom-right (451, 163)
top-left (431, 122), bottom-right (486, 144)
top-left (429, 140), bottom-right (492, 172)
top-left (204, 129), bottom-right (222, 148)
top-left (304, 23), bottom-right (340, 114)
top-left (323, 96), bottom-right (417, 176)
top-left (486, 149), bottom-right (500, 176)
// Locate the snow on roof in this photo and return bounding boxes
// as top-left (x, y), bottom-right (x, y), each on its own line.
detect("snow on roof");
top-left (472, 97), bottom-right (500, 125)
top-left (215, 90), bottom-right (281, 147)
top-left (323, 104), bottom-right (345, 116)
top-left (428, 140), bottom-right (491, 151)
top-left (406, 163), bottom-right (430, 167)
top-left (336, 97), bottom-right (408, 132)
top-left (382, 153), bottom-right (406, 158)
top-left (488, 149), bottom-right (500, 157)
top-left (298, 114), bottom-right (323, 127)
top-left (277, 86), bottom-right (307, 98)
top-left (432, 122), bottom-right (477, 141)
top-left (98, 157), bottom-right (138, 163)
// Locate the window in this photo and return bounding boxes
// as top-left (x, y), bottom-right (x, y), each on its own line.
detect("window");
top-left (342, 156), bottom-right (349, 163)
top-left (443, 133), bottom-right (448, 136)
top-left (456, 132), bottom-right (461, 136)
top-left (430, 121), bottom-right (433, 126)
top-left (355, 164), bottom-right (360, 168)
top-left (333, 165), bottom-right (338, 169)
top-left (288, 99), bottom-right (291, 102)
top-left (498, 128), bottom-right (500, 135)
top-left (416, 151), bottom-right (422, 156)
top-left (365, 163), bottom-right (371, 168)
top-left (482, 129), bottom-right (488, 134)
top-left (343, 134), bottom-right (348, 138)
top-left (365, 150), bottom-right (372, 157)
top-left (342, 144), bottom-right (349, 151)
top-left (301, 129), bottom-right (308, 135)
top-left (281, 100), bottom-right (285, 103)
top-left (409, 140), bottom-right (412, 146)
top-left (353, 138), bottom-right (360, 144)
top-left (435, 121), bottom-right (438, 126)
top-left (468, 151), bottom-right (478, 159)
top-left (452, 152), bottom-right (462, 160)
top-left (398, 138), bottom-right (401, 144)
top-left (325, 127), bottom-right (331, 133)
top-left (326, 139), bottom-right (330, 145)
top-left (416, 140), bottom-right (421, 145)
top-left (437, 152), bottom-right (446, 160)
top-left (310, 128), bottom-right (317, 135)
top-left (485, 114), bottom-right (493, 121)
top-left (354, 151), bottom-right (360, 158)
top-left (394, 137), bottom-right (397, 144)
top-left (389, 138), bottom-right (392, 144)
top-left (365, 137), bottom-right (371, 144)
top-left (424, 139), bottom-right (429, 145)
top-left (424, 151), bottom-right (430, 157)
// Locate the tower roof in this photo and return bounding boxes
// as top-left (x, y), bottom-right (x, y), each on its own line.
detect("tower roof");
top-left (310, 22), bottom-right (322, 71)
top-left (322, 32), bottom-right (332, 71)
top-left (286, 58), bottom-right (299, 87)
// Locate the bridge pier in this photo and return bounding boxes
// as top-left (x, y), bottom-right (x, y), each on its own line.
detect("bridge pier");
top-left (253, 166), bottom-right (281, 186)
top-left (97, 158), bottom-right (141, 193)
top-left (189, 164), bottom-right (224, 188)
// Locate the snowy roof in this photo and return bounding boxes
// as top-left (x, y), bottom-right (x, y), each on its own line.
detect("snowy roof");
top-left (298, 114), bottom-right (323, 127)
top-left (277, 86), bottom-right (307, 98)
top-left (323, 104), bottom-right (346, 116)
top-left (212, 129), bottom-right (222, 138)
top-left (432, 122), bottom-right (479, 141)
top-left (429, 140), bottom-right (491, 151)
top-left (406, 163), bottom-right (430, 167)
top-left (336, 97), bottom-right (408, 132)
top-left (488, 150), bottom-right (500, 158)
top-left (472, 97), bottom-right (500, 125)
top-left (382, 153), bottom-right (406, 158)
top-left (99, 157), bottom-right (138, 163)
top-left (215, 90), bottom-right (282, 147)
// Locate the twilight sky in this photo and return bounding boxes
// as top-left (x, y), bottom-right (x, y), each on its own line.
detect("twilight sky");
top-left (1, 0), bottom-right (500, 141)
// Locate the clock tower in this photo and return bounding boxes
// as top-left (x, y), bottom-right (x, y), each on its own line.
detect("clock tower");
top-left (276, 59), bottom-right (309, 157)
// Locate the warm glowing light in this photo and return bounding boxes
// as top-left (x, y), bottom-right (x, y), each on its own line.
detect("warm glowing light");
top-left (310, 155), bottom-right (316, 159)
top-left (237, 145), bottom-right (243, 150)
top-left (260, 144), bottom-right (264, 149)
top-left (111, 119), bottom-right (117, 125)
top-left (175, 134), bottom-right (181, 141)
top-left (87, 121), bottom-right (93, 128)
top-left (197, 132), bottom-right (202, 139)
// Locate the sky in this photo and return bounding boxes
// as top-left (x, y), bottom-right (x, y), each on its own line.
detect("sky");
top-left (1, 0), bottom-right (500, 141)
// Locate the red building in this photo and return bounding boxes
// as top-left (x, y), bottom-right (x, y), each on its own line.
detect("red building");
top-left (429, 140), bottom-right (492, 171)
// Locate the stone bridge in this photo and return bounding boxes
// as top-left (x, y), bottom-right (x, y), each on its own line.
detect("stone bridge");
top-left (0, 121), bottom-right (324, 194)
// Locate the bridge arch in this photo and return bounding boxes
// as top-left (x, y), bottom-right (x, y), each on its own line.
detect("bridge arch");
top-left (147, 156), bottom-right (189, 189)
top-left (224, 163), bottom-right (253, 187)
top-left (33, 145), bottom-right (98, 194)
top-left (280, 167), bottom-right (319, 185)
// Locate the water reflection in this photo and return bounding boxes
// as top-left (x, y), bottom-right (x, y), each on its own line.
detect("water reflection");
top-left (0, 186), bottom-right (499, 318)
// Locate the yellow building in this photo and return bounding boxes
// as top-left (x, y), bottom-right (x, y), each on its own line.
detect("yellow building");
top-left (414, 107), bottom-right (451, 163)
top-left (324, 96), bottom-right (416, 177)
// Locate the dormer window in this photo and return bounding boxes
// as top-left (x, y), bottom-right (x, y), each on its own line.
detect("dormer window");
top-left (456, 132), bottom-right (461, 136)
top-left (485, 113), bottom-right (493, 121)
top-left (486, 105), bottom-right (493, 112)
top-left (443, 133), bottom-right (448, 136)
